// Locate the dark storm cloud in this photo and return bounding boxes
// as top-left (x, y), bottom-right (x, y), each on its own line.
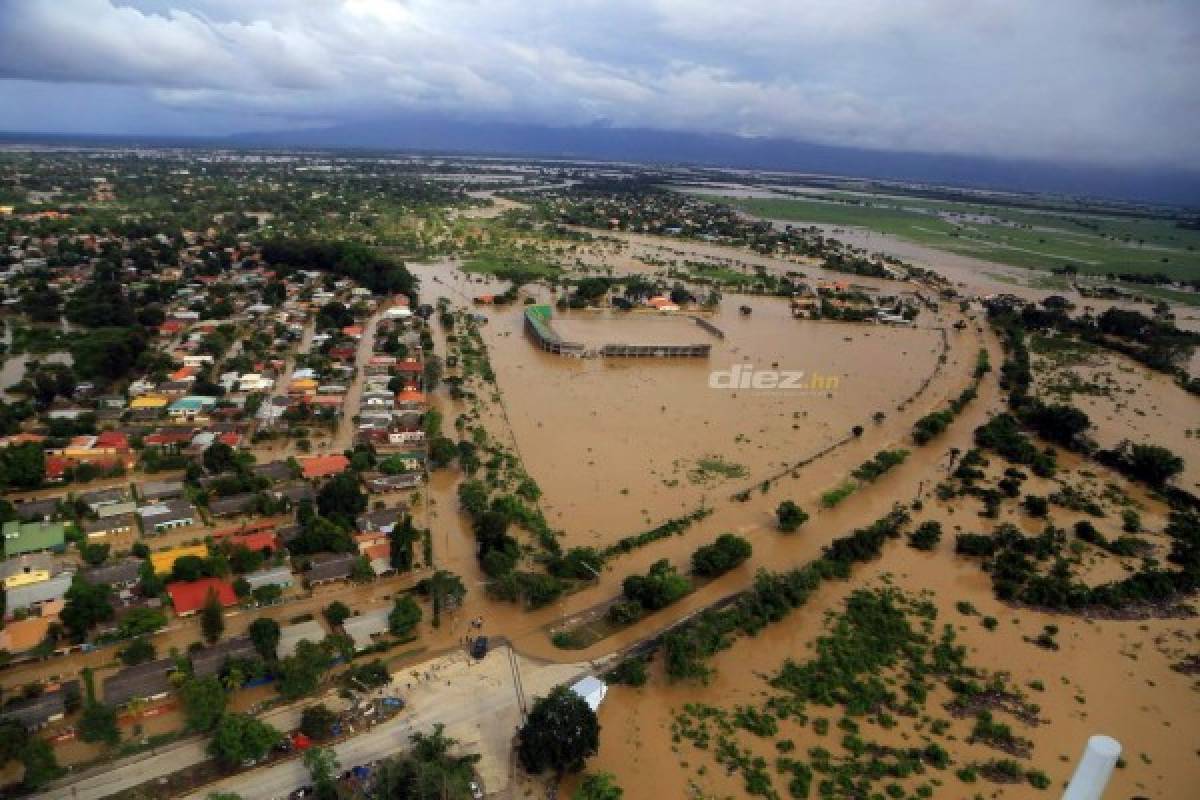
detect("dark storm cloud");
top-left (0, 0), bottom-right (1197, 168)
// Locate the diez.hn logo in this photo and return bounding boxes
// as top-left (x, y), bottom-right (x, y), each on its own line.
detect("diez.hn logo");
top-left (708, 365), bottom-right (840, 392)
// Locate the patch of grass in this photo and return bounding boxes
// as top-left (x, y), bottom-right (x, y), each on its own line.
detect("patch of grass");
top-left (688, 456), bottom-right (748, 485)
top-left (820, 480), bottom-right (858, 508)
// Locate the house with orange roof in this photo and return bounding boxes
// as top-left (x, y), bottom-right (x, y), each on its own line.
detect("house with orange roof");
top-left (395, 389), bottom-right (426, 411)
top-left (300, 454), bottom-right (350, 480)
top-left (228, 531), bottom-right (278, 553)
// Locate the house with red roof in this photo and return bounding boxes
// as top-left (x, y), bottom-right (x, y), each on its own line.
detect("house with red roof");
top-left (95, 431), bottom-right (130, 452)
top-left (229, 531), bottom-right (278, 553)
top-left (144, 429), bottom-right (195, 448)
top-left (300, 454), bottom-right (350, 480)
top-left (167, 578), bottom-right (237, 616)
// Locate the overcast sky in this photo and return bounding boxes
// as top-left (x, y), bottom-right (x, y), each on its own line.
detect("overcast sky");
top-left (0, 0), bottom-right (1197, 169)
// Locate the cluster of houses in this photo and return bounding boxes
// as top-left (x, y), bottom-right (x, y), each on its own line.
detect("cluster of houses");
top-left (352, 303), bottom-right (427, 494)
top-left (0, 456), bottom-right (420, 721)
top-left (788, 280), bottom-right (924, 324)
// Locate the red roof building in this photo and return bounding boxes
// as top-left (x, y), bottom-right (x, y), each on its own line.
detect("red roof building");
top-left (229, 531), bottom-right (278, 553)
top-left (95, 431), bottom-right (130, 451)
top-left (145, 430), bottom-right (195, 448)
top-left (167, 578), bottom-right (237, 616)
top-left (301, 454), bottom-right (350, 479)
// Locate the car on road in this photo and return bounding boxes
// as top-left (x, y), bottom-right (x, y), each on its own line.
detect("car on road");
top-left (470, 780), bottom-right (484, 799)
top-left (471, 636), bottom-right (488, 659)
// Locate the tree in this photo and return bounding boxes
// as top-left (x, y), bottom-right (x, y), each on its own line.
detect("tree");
top-left (374, 724), bottom-right (479, 800)
top-left (201, 588), bottom-right (226, 644)
top-left (248, 617), bottom-right (281, 661)
top-left (389, 595), bottom-right (422, 637)
top-left (208, 713), bottom-right (280, 767)
top-left (203, 442), bottom-right (237, 475)
top-left (908, 521), bottom-right (942, 551)
top-left (622, 559), bottom-right (690, 611)
top-left (1023, 495), bottom-right (1049, 517)
top-left (61, 575), bottom-right (114, 640)
top-left (417, 570), bottom-right (467, 626)
top-left (690, 533), bottom-right (752, 578)
top-left (517, 685), bottom-right (600, 775)
top-left (428, 436), bottom-right (457, 468)
top-left (79, 702), bottom-right (120, 746)
top-left (0, 441), bottom-right (46, 490)
top-left (324, 601), bottom-right (351, 627)
top-left (80, 542), bottom-right (110, 566)
top-left (300, 704), bottom-right (338, 741)
top-left (180, 675), bottom-right (227, 732)
top-left (277, 639), bottom-right (332, 700)
top-left (457, 479), bottom-right (489, 517)
top-left (316, 471), bottom-right (367, 524)
top-left (775, 500), bottom-right (809, 532)
top-left (119, 636), bottom-right (156, 666)
top-left (390, 514), bottom-right (420, 571)
top-left (304, 746), bottom-right (340, 795)
top-left (18, 737), bottom-right (63, 790)
top-left (574, 772), bottom-right (624, 800)
top-left (118, 607), bottom-right (167, 638)
top-left (1124, 443), bottom-right (1184, 487)
top-left (1020, 401), bottom-right (1091, 447)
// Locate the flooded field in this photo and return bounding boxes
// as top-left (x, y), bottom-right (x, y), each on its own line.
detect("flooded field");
top-left (586, 537), bottom-right (1200, 799)
top-left (1032, 338), bottom-right (1200, 491)
top-left (479, 296), bottom-right (946, 541)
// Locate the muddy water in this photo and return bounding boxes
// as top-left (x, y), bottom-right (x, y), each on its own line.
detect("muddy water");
top-left (1033, 347), bottom-right (1200, 491)
top-left (414, 235), bottom-right (1192, 797)
top-left (477, 297), bottom-right (945, 539)
top-left (587, 538), bottom-right (1200, 799)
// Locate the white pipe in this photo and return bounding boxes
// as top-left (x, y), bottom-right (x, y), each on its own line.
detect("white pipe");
top-left (1062, 735), bottom-right (1122, 800)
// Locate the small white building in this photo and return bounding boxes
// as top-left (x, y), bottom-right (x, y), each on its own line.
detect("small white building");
top-left (570, 676), bottom-right (607, 713)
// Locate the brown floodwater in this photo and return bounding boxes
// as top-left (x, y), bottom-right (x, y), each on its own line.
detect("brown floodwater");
top-left (476, 295), bottom-right (946, 539)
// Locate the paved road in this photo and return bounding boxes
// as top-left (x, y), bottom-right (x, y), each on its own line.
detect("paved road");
top-left (328, 302), bottom-right (385, 453)
top-left (34, 704), bottom-right (307, 800)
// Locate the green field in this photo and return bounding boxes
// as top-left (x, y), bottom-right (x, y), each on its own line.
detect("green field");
top-left (461, 251), bottom-right (562, 278)
top-left (720, 193), bottom-right (1200, 280)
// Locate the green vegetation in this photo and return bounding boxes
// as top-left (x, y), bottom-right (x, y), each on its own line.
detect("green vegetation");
top-left (518, 685), bottom-right (600, 775)
top-left (775, 500), bottom-right (810, 532)
top-left (820, 481), bottom-right (858, 508)
top-left (670, 586), bottom-right (1047, 798)
top-left (690, 533), bottom-right (753, 578)
top-left (374, 724), bottom-right (482, 800)
top-left (659, 508), bottom-right (910, 683)
top-left (726, 193), bottom-right (1200, 279)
